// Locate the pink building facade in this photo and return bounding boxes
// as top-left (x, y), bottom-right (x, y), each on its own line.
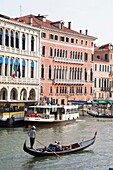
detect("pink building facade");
top-left (16, 14), bottom-right (97, 104)
top-left (94, 43), bottom-right (113, 100)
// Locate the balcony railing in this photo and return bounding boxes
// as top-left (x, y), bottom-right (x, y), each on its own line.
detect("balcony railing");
top-left (101, 87), bottom-right (110, 91)
top-left (53, 79), bottom-right (85, 85)
top-left (0, 76), bottom-right (39, 85)
top-left (54, 57), bottom-right (84, 64)
top-left (0, 45), bottom-right (38, 56)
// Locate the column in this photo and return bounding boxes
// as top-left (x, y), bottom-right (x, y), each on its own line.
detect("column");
top-left (7, 86), bottom-right (11, 100)
top-left (25, 59), bottom-right (28, 78)
top-left (3, 28), bottom-right (5, 46)
top-left (2, 56), bottom-right (5, 76)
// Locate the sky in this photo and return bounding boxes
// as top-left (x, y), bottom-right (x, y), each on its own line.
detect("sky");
top-left (0, 0), bottom-right (113, 46)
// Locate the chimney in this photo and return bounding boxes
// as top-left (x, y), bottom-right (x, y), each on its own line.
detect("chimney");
top-left (68, 22), bottom-right (71, 29)
top-left (85, 29), bottom-right (88, 35)
top-left (80, 30), bottom-right (82, 34)
top-left (28, 17), bottom-right (33, 26)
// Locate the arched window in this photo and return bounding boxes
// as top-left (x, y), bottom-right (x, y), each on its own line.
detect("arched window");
top-left (31, 61), bottom-right (34, 78)
top-left (0, 28), bottom-right (3, 45)
top-left (31, 36), bottom-right (34, 51)
top-left (90, 68), bottom-right (93, 81)
top-left (57, 49), bottom-right (59, 57)
top-left (5, 57), bottom-right (8, 76)
top-left (22, 59), bottom-right (26, 77)
top-left (22, 34), bottom-right (25, 50)
top-left (11, 31), bottom-right (14, 47)
top-left (5, 30), bottom-right (9, 46)
top-left (10, 58), bottom-right (13, 76)
top-left (15, 32), bottom-right (19, 48)
top-left (56, 87), bottom-right (58, 94)
top-left (41, 64), bottom-right (44, 78)
top-left (50, 86), bottom-right (52, 94)
top-left (85, 68), bottom-right (87, 81)
top-left (49, 65), bottom-right (52, 79)
top-left (50, 47), bottom-right (53, 57)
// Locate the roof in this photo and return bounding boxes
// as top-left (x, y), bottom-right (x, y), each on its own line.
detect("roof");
top-left (12, 14), bottom-right (97, 39)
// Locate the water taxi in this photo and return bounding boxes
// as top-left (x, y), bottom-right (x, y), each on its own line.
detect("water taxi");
top-left (0, 100), bottom-right (37, 127)
top-left (24, 104), bottom-right (79, 127)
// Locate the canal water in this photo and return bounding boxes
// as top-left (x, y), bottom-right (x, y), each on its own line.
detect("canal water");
top-left (0, 116), bottom-right (113, 170)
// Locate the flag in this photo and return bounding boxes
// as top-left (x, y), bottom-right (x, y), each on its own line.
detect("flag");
top-left (12, 62), bottom-right (17, 78)
top-left (17, 63), bottom-right (21, 78)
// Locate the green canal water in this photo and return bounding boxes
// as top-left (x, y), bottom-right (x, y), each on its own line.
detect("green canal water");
top-left (0, 116), bottom-right (113, 170)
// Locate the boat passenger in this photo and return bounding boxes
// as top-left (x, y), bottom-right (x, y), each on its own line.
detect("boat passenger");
top-left (28, 126), bottom-right (36, 149)
top-left (57, 142), bottom-right (62, 151)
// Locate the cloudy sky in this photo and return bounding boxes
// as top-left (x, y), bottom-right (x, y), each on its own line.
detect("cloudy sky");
top-left (0, 0), bottom-right (113, 45)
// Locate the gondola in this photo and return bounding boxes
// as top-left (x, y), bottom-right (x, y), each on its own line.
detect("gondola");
top-left (23, 132), bottom-right (97, 157)
top-left (87, 111), bottom-right (113, 118)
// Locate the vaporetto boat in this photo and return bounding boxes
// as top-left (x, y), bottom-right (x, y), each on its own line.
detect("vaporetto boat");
top-left (24, 104), bottom-right (79, 127)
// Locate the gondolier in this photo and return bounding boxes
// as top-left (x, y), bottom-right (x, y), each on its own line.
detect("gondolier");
top-left (28, 126), bottom-right (36, 149)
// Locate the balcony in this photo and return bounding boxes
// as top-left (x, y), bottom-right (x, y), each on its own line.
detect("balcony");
top-left (0, 45), bottom-right (38, 57)
top-left (101, 87), bottom-right (110, 91)
top-left (54, 57), bottom-right (84, 64)
top-left (0, 76), bottom-right (39, 85)
top-left (53, 79), bottom-right (85, 85)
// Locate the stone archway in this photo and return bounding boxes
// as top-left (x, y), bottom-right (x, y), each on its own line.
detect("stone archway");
top-left (10, 88), bottom-right (18, 100)
top-left (20, 88), bottom-right (27, 100)
top-left (29, 88), bottom-right (35, 100)
top-left (0, 88), bottom-right (8, 100)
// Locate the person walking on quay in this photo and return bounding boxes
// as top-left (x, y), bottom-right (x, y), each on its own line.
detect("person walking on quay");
top-left (28, 126), bottom-right (36, 149)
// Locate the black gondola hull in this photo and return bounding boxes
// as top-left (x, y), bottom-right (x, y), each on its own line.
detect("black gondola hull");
top-left (23, 132), bottom-right (97, 157)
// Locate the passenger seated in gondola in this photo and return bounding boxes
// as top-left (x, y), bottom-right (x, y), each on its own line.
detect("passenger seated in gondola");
top-left (57, 142), bottom-right (62, 151)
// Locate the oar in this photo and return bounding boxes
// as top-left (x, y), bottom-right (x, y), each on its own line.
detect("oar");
top-left (36, 140), bottom-right (64, 160)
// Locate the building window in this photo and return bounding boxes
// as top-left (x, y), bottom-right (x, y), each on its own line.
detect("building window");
top-left (60, 36), bottom-right (64, 42)
top-left (49, 65), bottom-right (52, 79)
top-left (22, 34), bottom-right (25, 50)
top-left (94, 78), bottom-right (97, 88)
top-left (95, 64), bottom-right (97, 71)
top-left (41, 64), bottom-right (44, 78)
top-left (105, 54), bottom-right (108, 60)
top-left (66, 37), bottom-right (69, 42)
top-left (84, 53), bottom-right (88, 61)
top-left (55, 35), bottom-right (58, 40)
top-left (71, 38), bottom-right (74, 43)
top-left (50, 86), bottom-right (52, 94)
top-left (90, 87), bottom-right (93, 94)
top-left (97, 55), bottom-right (100, 59)
top-left (50, 34), bottom-right (54, 39)
top-left (56, 87), bottom-right (58, 94)
top-left (0, 28), bottom-right (3, 45)
top-left (81, 40), bottom-right (83, 45)
top-left (5, 30), bottom-right (9, 47)
top-left (91, 42), bottom-right (93, 47)
top-left (76, 39), bottom-right (78, 44)
top-left (99, 65), bottom-right (101, 71)
top-left (50, 47), bottom-right (53, 57)
top-left (31, 36), bottom-right (34, 51)
top-left (15, 32), bottom-right (19, 48)
top-left (85, 41), bottom-right (88, 46)
top-left (31, 61), bottom-right (34, 78)
top-left (85, 68), bottom-right (87, 81)
top-left (41, 32), bottom-right (46, 38)
top-left (110, 54), bottom-right (112, 60)
top-left (42, 46), bottom-right (45, 56)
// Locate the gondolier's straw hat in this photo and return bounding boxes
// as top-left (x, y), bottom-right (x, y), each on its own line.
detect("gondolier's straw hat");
top-left (32, 126), bottom-right (36, 129)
